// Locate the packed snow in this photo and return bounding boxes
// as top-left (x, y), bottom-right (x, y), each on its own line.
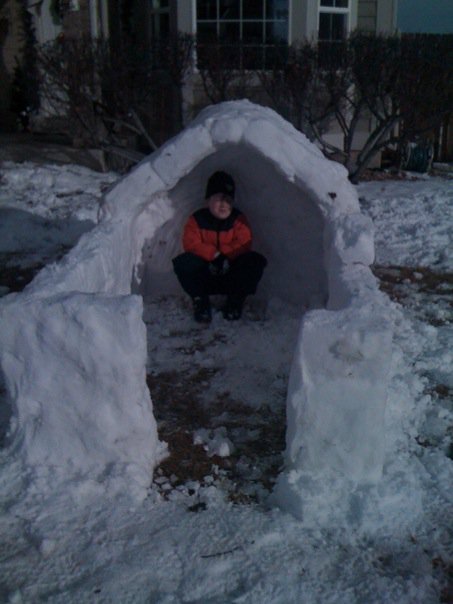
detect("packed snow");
top-left (0, 154), bottom-right (452, 599)
top-left (0, 101), bottom-right (394, 503)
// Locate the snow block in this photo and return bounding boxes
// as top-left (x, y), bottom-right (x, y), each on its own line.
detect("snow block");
top-left (286, 305), bottom-right (393, 482)
top-left (0, 292), bottom-right (160, 491)
top-left (326, 212), bottom-right (375, 267)
top-left (273, 300), bottom-right (394, 523)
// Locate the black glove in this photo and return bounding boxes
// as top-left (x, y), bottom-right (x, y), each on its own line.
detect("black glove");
top-left (208, 254), bottom-right (230, 276)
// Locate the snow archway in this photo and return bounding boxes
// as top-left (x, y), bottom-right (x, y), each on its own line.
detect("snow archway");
top-left (131, 144), bottom-right (327, 307)
top-left (0, 101), bottom-right (393, 510)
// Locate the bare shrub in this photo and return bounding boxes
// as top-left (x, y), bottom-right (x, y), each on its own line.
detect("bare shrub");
top-left (196, 41), bottom-right (258, 104)
top-left (260, 34), bottom-right (453, 181)
top-left (36, 34), bottom-right (194, 171)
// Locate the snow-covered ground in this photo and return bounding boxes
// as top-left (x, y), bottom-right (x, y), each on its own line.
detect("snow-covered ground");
top-left (0, 162), bottom-right (117, 296)
top-left (0, 162), bottom-right (452, 603)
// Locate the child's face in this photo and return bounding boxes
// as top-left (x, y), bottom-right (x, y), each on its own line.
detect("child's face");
top-left (207, 193), bottom-right (233, 219)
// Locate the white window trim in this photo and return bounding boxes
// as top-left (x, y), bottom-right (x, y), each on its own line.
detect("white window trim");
top-left (191, 0), bottom-right (197, 34)
top-left (287, 0), bottom-right (293, 43)
top-left (318, 0), bottom-right (351, 39)
top-left (319, 0), bottom-right (350, 12)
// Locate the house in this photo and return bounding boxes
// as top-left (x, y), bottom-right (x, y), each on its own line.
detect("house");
top-left (2, 1), bottom-right (400, 162)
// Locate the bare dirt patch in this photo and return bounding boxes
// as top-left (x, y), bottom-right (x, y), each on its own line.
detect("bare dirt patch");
top-left (372, 264), bottom-right (453, 323)
top-left (147, 368), bottom-right (286, 503)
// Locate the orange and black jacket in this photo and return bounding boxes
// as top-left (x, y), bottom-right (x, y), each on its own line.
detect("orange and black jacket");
top-left (183, 208), bottom-right (252, 262)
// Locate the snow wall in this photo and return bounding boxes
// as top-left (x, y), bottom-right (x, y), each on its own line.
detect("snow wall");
top-left (0, 101), bottom-right (393, 512)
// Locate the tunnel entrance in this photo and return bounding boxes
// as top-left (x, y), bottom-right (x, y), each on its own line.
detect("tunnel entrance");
top-left (132, 144), bottom-right (328, 310)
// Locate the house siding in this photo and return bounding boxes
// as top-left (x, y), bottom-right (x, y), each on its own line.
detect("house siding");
top-left (176, 0), bottom-right (192, 34)
top-left (357, 0), bottom-right (377, 32)
top-left (376, 0), bottom-right (397, 33)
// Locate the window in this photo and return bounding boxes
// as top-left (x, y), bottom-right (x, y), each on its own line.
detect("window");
top-left (196, 0), bottom-right (289, 68)
top-left (149, 0), bottom-right (170, 39)
top-left (319, 0), bottom-right (350, 42)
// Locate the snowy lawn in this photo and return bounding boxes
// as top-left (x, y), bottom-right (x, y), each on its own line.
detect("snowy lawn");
top-left (0, 162), bottom-right (452, 603)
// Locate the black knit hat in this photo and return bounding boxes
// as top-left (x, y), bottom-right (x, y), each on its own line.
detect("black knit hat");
top-left (205, 171), bottom-right (235, 200)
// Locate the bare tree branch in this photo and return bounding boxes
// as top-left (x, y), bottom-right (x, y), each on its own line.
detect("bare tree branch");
top-left (261, 33), bottom-right (453, 180)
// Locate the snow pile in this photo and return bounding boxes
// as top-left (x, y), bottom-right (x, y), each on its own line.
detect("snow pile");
top-left (0, 161), bottom-right (117, 224)
top-left (0, 162), bottom-right (117, 287)
top-left (0, 100), bottom-right (391, 506)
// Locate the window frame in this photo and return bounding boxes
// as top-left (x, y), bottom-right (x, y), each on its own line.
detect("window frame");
top-left (194, 0), bottom-right (290, 69)
top-left (318, 0), bottom-right (351, 42)
top-left (148, 0), bottom-right (171, 40)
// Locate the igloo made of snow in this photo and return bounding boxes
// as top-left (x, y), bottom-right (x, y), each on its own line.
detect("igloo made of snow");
top-left (0, 101), bottom-right (393, 513)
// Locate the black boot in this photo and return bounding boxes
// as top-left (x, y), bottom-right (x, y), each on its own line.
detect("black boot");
top-left (192, 296), bottom-right (212, 323)
top-left (222, 295), bottom-right (245, 321)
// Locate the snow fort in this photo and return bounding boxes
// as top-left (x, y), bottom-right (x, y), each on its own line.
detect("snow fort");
top-left (0, 100), bottom-right (393, 511)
